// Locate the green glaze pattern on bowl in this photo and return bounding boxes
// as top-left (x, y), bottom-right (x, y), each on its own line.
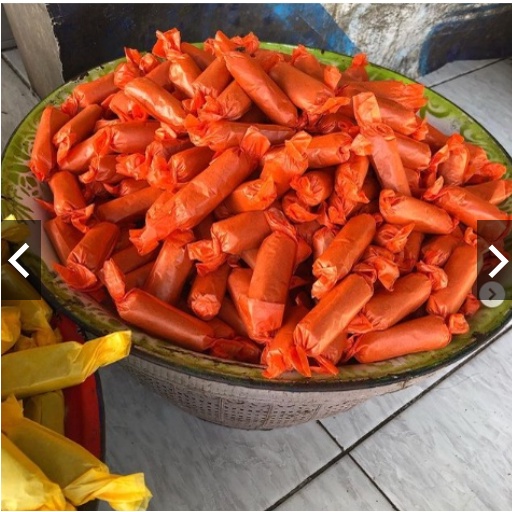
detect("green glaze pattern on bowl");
top-left (2, 43), bottom-right (511, 391)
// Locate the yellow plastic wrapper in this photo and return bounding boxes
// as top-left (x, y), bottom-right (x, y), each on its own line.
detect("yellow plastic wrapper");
top-left (2, 306), bottom-right (21, 354)
top-left (2, 264), bottom-right (57, 345)
top-left (13, 334), bottom-right (39, 352)
top-left (2, 397), bottom-right (152, 510)
top-left (24, 390), bottom-right (66, 435)
top-left (2, 238), bottom-right (10, 264)
top-left (2, 331), bottom-right (132, 399)
top-left (1, 214), bottom-right (31, 243)
top-left (1, 432), bottom-right (67, 511)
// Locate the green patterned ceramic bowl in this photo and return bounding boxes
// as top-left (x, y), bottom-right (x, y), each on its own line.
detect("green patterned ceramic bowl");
top-left (2, 43), bottom-right (511, 428)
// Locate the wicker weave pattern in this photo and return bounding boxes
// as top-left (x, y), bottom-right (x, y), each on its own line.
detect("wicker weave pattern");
top-left (122, 355), bottom-right (417, 430)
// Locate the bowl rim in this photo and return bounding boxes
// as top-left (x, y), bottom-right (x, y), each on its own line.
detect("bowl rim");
top-left (3, 42), bottom-right (512, 393)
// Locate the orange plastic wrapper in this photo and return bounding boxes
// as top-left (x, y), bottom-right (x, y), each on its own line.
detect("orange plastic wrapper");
top-left (334, 155), bottom-right (369, 200)
top-left (142, 60), bottom-right (172, 90)
top-left (44, 217), bottom-right (83, 264)
top-left (124, 261), bottom-right (154, 292)
top-left (152, 28), bottom-right (182, 59)
top-left (420, 227), bottom-right (463, 266)
top-left (306, 132), bottom-right (352, 168)
top-left (427, 243), bottom-right (479, 318)
top-left (52, 104), bottom-right (102, 163)
top-left (108, 91), bottom-right (149, 122)
top-left (207, 317), bottom-right (236, 339)
top-left (143, 231), bottom-right (194, 305)
top-left (185, 115), bottom-right (294, 151)
top-left (192, 57), bottom-right (232, 98)
top-left (80, 155), bottom-right (121, 185)
top-left (222, 177), bottom-right (277, 214)
top-left (353, 244), bottom-right (400, 292)
top-left (58, 129), bottom-right (110, 173)
top-left (464, 143), bottom-right (507, 184)
top-left (146, 138), bottom-right (194, 161)
top-left (168, 53), bottom-right (202, 97)
top-left (61, 73), bottom-right (118, 115)
top-left (217, 296), bottom-right (249, 338)
top-left (48, 171), bottom-right (94, 232)
top-left (268, 61), bottom-right (337, 112)
top-left (360, 124), bottom-right (411, 196)
top-left (133, 128), bottom-right (270, 254)
top-left (97, 121), bottom-right (159, 154)
top-left (224, 51), bottom-right (298, 127)
top-left (113, 60), bottom-right (141, 89)
top-left (205, 30), bottom-right (260, 58)
top-left (295, 273), bottom-right (373, 357)
top-left (199, 81), bottom-right (253, 121)
top-left (282, 191), bottom-right (318, 223)
top-left (209, 337), bottom-right (261, 364)
top-left (394, 133), bottom-right (431, 170)
top-left (247, 231), bottom-right (297, 338)
top-left (347, 315), bottom-right (451, 363)
top-left (110, 244), bottom-right (156, 274)
top-left (124, 77), bottom-right (187, 130)
top-left (54, 222), bottom-right (119, 291)
top-left (312, 214), bottom-right (376, 299)
top-left (261, 305), bottom-right (311, 379)
top-left (424, 179), bottom-right (510, 242)
top-left (169, 146), bottom-right (215, 183)
top-left (348, 273), bottom-right (432, 333)
top-left (291, 169), bottom-right (334, 206)
top-left (396, 230), bottom-right (424, 273)
top-left (422, 121), bottom-right (449, 150)
top-left (374, 222), bottom-right (415, 253)
top-left (260, 132), bottom-right (311, 197)
top-left (29, 106), bottom-right (70, 181)
top-left (291, 45), bottom-right (324, 81)
top-left (311, 111), bottom-right (356, 134)
top-left (211, 211), bottom-right (271, 255)
top-left (96, 186), bottom-right (162, 224)
top-left (430, 134), bottom-right (470, 185)
top-left (347, 80), bottom-right (428, 111)
top-left (376, 97), bottom-right (424, 137)
top-left (115, 153), bottom-right (147, 180)
top-left (312, 226), bottom-right (338, 260)
top-left (180, 42), bottom-right (215, 70)
top-left (465, 179), bottom-right (512, 205)
top-left (379, 189), bottom-right (457, 234)
top-left (188, 263), bottom-right (230, 320)
top-left (104, 177), bottom-right (149, 197)
top-left (103, 259), bottom-right (214, 351)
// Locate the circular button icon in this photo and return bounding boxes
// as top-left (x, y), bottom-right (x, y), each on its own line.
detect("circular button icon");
top-left (479, 281), bottom-right (506, 308)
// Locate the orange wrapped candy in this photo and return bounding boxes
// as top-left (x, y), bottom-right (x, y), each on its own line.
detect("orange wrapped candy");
top-left (379, 189), bottom-right (457, 234)
top-left (312, 226), bottom-right (338, 260)
top-left (353, 245), bottom-right (400, 291)
top-left (188, 263), bottom-right (230, 320)
top-left (48, 171), bottom-right (94, 232)
top-left (181, 42), bottom-right (215, 70)
top-left (396, 231), bottom-right (424, 273)
top-left (169, 146), bottom-right (215, 183)
top-left (217, 296), bottom-right (249, 338)
top-left (108, 91), bottom-right (149, 122)
top-left (61, 73), bottom-right (118, 115)
top-left (306, 133), bottom-right (352, 168)
top-left (348, 273), bottom-right (432, 333)
top-left (143, 231), bottom-right (194, 305)
top-left (169, 53), bottom-right (203, 97)
top-left (395, 133), bottom-right (431, 170)
top-left (58, 129), bottom-right (110, 173)
top-left (124, 77), bottom-right (187, 130)
top-left (376, 96), bottom-right (424, 137)
top-left (261, 306), bottom-right (311, 379)
top-left (96, 186), bottom-right (162, 224)
top-left (224, 51), bottom-right (298, 127)
top-left (80, 155), bottom-right (121, 184)
top-left (53, 104), bottom-right (102, 161)
top-left (185, 116), bottom-right (294, 151)
top-left (312, 214), bottom-right (376, 299)
top-left (465, 180), bottom-right (512, 205)
top-left (144, 60), bottom-right (173, 88)
top-left (347, 315), bottom-right (451, 363)
top-left (420, 227), bottom-right (463, 266)
top-left (54, 222), bottom-right (120, 291)
top-left (110, 244), bottom-right (157, 274)
top-left (133, 128), bottom-right (270, 254)
top-left (427, 243), bottom-right (479, 318)
top-left (423, 121), bottom-right (449, 150)
top-left (124, 261), bottom-right (154, 291)
top-left (295, 273), bottom-right (373, 357)
top-left (247, 231), bottom-right (297, 338)
top-left (291, 169), bottom-right (334, 206)
top-left (464, 143), bottom-right (506, 184)
top-left (44, 217), bottom-right (83, 264)
top-left (282, 191), bottom-right (318, 223)
top-left (428, 134), bottom-right (469, 185)
top-left (199, 81), bottom-right (253, 121)
top-left (222, 177), bottom-right (277, 214)
top-left (291, 45), bottom-right (324, 81)
top-left (207, 317), bottom-right (236, 339)
top-left (192, 57), bottom-right (232, 98)
top-left (103, 259), bottom-right (214, 351)
top-left (209, 338), bottom-right (261, 364)
top-left (99, 121), bottom-right (159, 154)
top-left (374, 222), bottom-right (415, 254)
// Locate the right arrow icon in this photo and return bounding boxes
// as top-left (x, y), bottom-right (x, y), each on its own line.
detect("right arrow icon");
top-left (488, 245), bottom-right (509, 278)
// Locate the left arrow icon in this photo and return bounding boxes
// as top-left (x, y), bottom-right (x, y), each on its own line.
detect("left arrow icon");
top-left (8, 243), bottom-right (30, 278)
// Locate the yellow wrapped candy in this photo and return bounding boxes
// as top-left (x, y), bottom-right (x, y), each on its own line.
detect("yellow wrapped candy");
top-left (2, 397), bottom-right (152, 511)
top-left (1, 432), bottom-right (67, 511)
top-left (24, 391), bottom-right (66, 435)
top-left (1, 215), bottom-right (31, 244)
top-left (2, 306), bottom-right (21, 354)
top-left (12, 334), bottom-right (39, 352)
top-left (2, 331), bottom-right (131, 399)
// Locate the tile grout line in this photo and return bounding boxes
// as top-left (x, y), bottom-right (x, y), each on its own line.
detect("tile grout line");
top-left (266, 323), bottom-right (511, 511)
top-left (425, 57), bottom-right (508, 88)
top-left (1, 52), bottom-right (34, 93)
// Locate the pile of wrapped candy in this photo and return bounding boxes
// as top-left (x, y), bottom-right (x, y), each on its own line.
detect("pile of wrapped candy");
top-left (1, 218), bottom-right (152, 510)
top-left (28, 29), bottom-right (511, 379)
